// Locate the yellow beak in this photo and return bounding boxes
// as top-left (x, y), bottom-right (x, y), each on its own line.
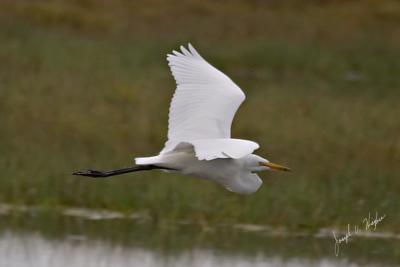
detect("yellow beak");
top-left (260, 162), bottom-right (291, 172)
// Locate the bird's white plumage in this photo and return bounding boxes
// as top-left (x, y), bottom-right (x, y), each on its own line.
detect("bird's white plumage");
top-left (76, 44), bottom-right (289, 195)
top-left (167, 139), bottom-right (259, 161)
top-left (133, 44), bottom-right (277, 195)
top-left (136, 149), bottom-right (264, 195)
top-left (162, 44), bottom-right (248, 155)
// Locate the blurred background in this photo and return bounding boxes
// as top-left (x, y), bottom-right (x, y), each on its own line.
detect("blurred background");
top-left (1, 0), bottom-right (399, 266)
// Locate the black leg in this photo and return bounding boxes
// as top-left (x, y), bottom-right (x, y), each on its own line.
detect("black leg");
top-left (72, 165), bottom-right (175, 178)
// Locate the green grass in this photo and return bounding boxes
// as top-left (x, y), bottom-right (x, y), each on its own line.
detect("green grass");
top-left (0, 0), bottom-right (399, 230)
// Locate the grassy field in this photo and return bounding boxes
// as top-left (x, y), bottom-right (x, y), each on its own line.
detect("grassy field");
top-left (1, 0), bottom-right (399, 230)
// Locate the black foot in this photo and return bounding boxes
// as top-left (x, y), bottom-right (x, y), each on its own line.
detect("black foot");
top-left (72, 169), bottom-right (108, 178)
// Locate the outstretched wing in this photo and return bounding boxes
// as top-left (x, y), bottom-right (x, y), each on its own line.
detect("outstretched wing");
top-left (172, 138), bottom-right (259, 161)
top-left (162, 44), bottom-right (246, 153)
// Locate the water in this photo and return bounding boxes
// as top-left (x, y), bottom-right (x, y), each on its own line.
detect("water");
top-left (0, 211), bottom-right (399, 267)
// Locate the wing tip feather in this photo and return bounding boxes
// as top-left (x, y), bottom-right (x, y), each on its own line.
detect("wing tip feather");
top-left (167, 43), bottom-right (202, 61)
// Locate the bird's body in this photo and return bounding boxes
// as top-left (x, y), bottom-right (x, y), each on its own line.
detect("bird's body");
top-left (74, 44), bottom-right (290, 195)
top-left (135, 141), bottom-right (264, 194)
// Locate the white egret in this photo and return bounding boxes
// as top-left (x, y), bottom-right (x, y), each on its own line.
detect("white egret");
top-left (74, 44), bottom-right (290, 194)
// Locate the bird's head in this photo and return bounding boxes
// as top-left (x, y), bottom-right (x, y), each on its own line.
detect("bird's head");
top-left (245, 154), bottom-right (290, 173)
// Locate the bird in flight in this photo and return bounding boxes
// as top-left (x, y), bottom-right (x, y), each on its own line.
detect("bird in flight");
top-left (74, 44), bottom-right (290, 194)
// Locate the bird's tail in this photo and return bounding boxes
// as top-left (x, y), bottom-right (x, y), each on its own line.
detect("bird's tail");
top-left (135, 156), bottom-right (161, 165)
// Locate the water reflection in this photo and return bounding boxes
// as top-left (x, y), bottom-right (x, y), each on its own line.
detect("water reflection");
top-left (0, 231), bottom-right (389, 267)
top-left (0, 212), bottom-right (399, 267)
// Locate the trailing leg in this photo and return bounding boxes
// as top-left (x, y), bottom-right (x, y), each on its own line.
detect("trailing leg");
top-left (72, 165), bottom-right (175, 178)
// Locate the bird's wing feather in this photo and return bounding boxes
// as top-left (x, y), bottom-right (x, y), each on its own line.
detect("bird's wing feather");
top-left (169, 138), bottom-right (259, 161)
top-left (162, 44), bottom-right (246, 153)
